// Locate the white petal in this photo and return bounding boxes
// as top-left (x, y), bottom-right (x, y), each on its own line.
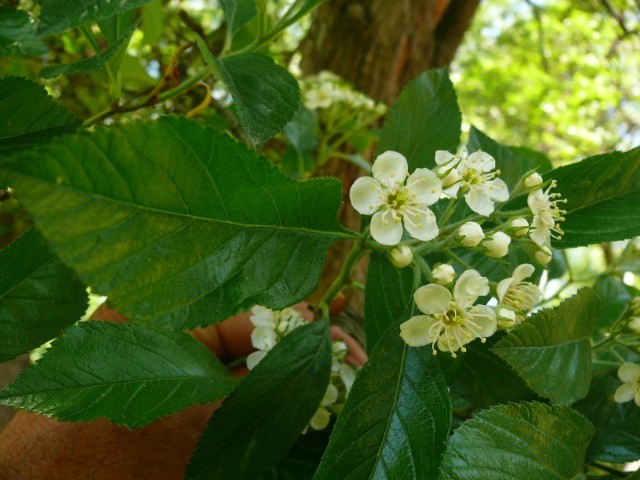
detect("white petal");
top-left (496, 277), bottom-right (511, 302)
top-left (486, 178), bottom-right (510, 202)
top-left (404, 208), bottom-right (439, 241)
top-left (618, 362), bottom-right (640, 382)
top-left (251, 326), bottom-right (277, 351)
top-left (465, 188), bottom-right (495, 216)
top-left (512, 264), bottom-right (535, 284)
top-left (321, 383), bottom-right (339, 406)
top-left (614, 382), bottom-right (635, 403)
top-left (530, 215), bottom-right (550, 246)
top-left (413, 284), bottom-right (451, 315)
top-left (468, 305), bottom-right (497, 337)
top-left (466, 151), bottom-right (495, 172)
top-left (400, 315), bottom-right (438, 347)
top-left (370, 210), bottom-right (403, 246)
top-left (349, 176), bottom-right (385, 215)
top-left (246, 350), bottom-right (268, 370)
top-left (339, 364), bottom-right (357, 391)
top-left (527, 189), bottom-right (546, 214)
top-left (442, 182), bottom-right (461, 199)
top-left (454, 270), bottom-right (488, 309)
top-left (250, 306), bottom-right (276, 327)
top-left (406, 168), bottom-right (442, 205)
top-left (372, 150), bottom-right (408, 188)
top-left (435, 150), bottom-right (456, 166)
top-left (309, 407), bottom-right (331, 430)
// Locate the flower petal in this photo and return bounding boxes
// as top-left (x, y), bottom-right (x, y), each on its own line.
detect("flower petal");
top-left (435, 150), bottom-right (457, 166)
top-left (309, 407), bottom-right (331, 430)
top-left (530, 215), bottom-right (550, 246)
top-left (321, 383), bottom-right (339, 406)
top-left (486, 178), bottom-right (510, 202)
top-left (370, 210), bottom-right (403, 246)
top-left (618, 362), bottom-right (640, 382)
top-left (406, 168), bottom-right (442, 206)
top-left (512, 263), bottom-right (535, 283)
top-left (403, 208), bottom-right (439, 241)
top-left (372, 150), bottom-right (408, 188)
top-left (614, 382), bottom-right (635, 403)
top-left (246, 350), bottom-right (268, 370)
top-left (251, 327), bottom-right (277, 351)
top-left (454, 269), bottom-right (488, 309)
top-left (465, 188), bottom-right (495, 216)
top-left (413, 284), bottom-right (451, 315)
top-left (496, 277), bottom-right (511, 302)
top-left (468, 305), bottom-right (497, 337)
top-left (400, 315), bottom-right (438, 347)
top-left (527, 189), bottom-right (546, 213)
top-left (466, 151), bottom-right (495, 172)
top-left (349, 176), bottom-right (385, 215)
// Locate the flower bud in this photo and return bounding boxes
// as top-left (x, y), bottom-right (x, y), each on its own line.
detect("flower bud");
top-left (535, 246), bottom-right (552, 265)
top-left (459, 222), bottom-right (485, 247)
top-left (390, 245), bottom-right (413, 268)
top-left (509, 218), bottom-right (529, 237)
top-left (432, 264), bottom-right (455, 285)
top-left (525, 172), bottom-right (543, 190)
top-left (483, 232), bottom-right (511, 258)
top-left (628, 316), bottom-right (640, 333)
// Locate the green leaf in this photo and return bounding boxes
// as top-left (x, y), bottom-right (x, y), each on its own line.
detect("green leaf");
top-left (0, 117), bottom-right (349, 331)
top-left (220, 0), bottom-right (258, 36)
top-left (186, 319), bottom-right (332, 480)
top-left (593, 276), bottom-right (630, 331)
top-left (261, 429), bottom-right (331, 480)
top-left (573, 370), bottom-right (640, 463)
top-left (0, 322), bottom-right (237, 428)
top-left (450, 333), bottom-right (536, 408)
top-left (141, 0), bottom-right (165, 45)
top-left (492, 288), bottom-right (600, 404)
top-left (314, 324), bottom-right (451, 480)
top-left (467, 127), bottom-right (552, 188)
top-left (36, 0), bottom-right (151, 36)
top-left (377, 68), bottom-right (461, 170)
top-left (277, 0), bottom-right (326, 29)
top-left (550, 147), bottom-right (640, 248)
top-left (281, 106), bottom-right (318, 178)
top-left (0, 76), bottom-right (80, 154)
top-left (39, 21), bottom-right (138, 79)
top-left (197, 38), bottom-right (300, 149)
top-left (439, 402), bottom-right (595, 480)
top-left (364, 252), bottom-right (417, 354)
top-left (0, 228), bottom-right (87, 362)
top-left (0, 7), bottom-right (47, 56)
top-left (97, 10), bottom-right (137, 44)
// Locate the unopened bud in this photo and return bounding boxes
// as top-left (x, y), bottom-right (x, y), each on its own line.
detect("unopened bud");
top-left (525, 172), bottom-right (543, 190)
top-left (459, 222), bottom-right (485, 247)
top-left (390, 245), bottom-right (413, 268)
top-left (509, 218), bottom-right (529, 237)
top-left (535, 246), bottom-right (552, 265)
top-left (432, 264), bottom-right (455, 285)
top-left (483, 231), bottom-right (511, 258)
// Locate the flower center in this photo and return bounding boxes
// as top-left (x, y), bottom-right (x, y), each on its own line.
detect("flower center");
top-left (387, 188), bottom-right (409, 209)
top-left (440, 309), bottom-right (462, 326)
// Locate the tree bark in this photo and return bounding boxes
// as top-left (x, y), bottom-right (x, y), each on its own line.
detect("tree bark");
top-left (300, 0), bottom-right (481, 104)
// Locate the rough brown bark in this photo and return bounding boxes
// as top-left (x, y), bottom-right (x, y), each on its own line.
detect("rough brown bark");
top-left (300, 0), bottom-right (481, 104)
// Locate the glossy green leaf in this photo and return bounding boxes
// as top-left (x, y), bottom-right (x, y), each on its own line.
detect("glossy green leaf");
top-left (450, 333), bottom-right (536, 408)
top-left (550, 147), bottom-right (640, 248)
top-left (40, 21), bottom-right (138, 79)
top-left (593, 276), bottom-right (630, 330)
top-left (97, 10), bottom-right (137, 44)
top-left (220, 0), bottom-right (257, 36)
top-left (364, 252), bottom-right (417, 354)
top-left (439, 402), bottom-right (595, 480)
top-left (467, 127), bottom-right (552, 188)
top-left (492, 288), bottom-right (600, 404)
top-left (0, 117), bottom-right (349, 331)
top-left (261, 429), bottom-right (331, 480)
top-left (36, 0), bottom-right (151, 36)
top-left (197, 38), bottom-right (300, 149)
top-left (0, 7), bottom-right (47, 56)
top-left (0, 322), bottom-right (237, 428)
top-left (0, 228), bottom-right (87, 362)
top-left (314, 325), bottom-right (451, 480)
top-left (0, 76), bottom-right (80, 154)
top-left (573, 370), bottom-right (640, 463)
top-left (141, 0), bottom-right (165, 44)
top-left (377, 69), bottom-right (461, 170)
top-left (186, 319), bottom-right (332, 480)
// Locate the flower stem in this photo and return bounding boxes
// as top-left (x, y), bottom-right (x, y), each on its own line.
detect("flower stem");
top-left (443, 247), bottom-right (473, 271)
top-left (318, 241), bottom-right (367, 317)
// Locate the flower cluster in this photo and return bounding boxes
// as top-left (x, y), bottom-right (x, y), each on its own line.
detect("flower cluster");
top-left (495, 264), bottom-right (541, 329)
top-left (246, 306), bottom-right (357, 431)
top-left (301, 71), bottom-right (385, 114)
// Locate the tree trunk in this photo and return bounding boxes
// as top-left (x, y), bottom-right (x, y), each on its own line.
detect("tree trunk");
top-left (300, 0), bottom-right (480, 312)
top-left (300, 0), bottom-right (481, 104)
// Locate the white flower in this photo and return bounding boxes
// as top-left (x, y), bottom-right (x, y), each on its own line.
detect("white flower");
top-left (614, 362), bottom-right (640, 406)
top-left (527, 181), bottom-right (567, 247)
top-left (432, 264), bottom-right (455, 285)
top-left (525, 172), bottom-right (543, 190)
top-left (459, 221), bottom-right (485, 247)
top-left (438, 149), bottom-right (509, 216)
top-left (390, 245), bottom-right (413, 268)
top-left (250, 305), bottom-right (277, 328)
top-left (251, 326), bottom-right (277, 351)
top-left (496, 264), bottom-right (541, 328)
top-left (350, 151), bottom-right (442, 245)
top-left (399, 270), bottom-right (497, 357)
top-left (483, 231), bottom-right (511, 258)
top-left (509, 218), bottom-right (529, 237)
